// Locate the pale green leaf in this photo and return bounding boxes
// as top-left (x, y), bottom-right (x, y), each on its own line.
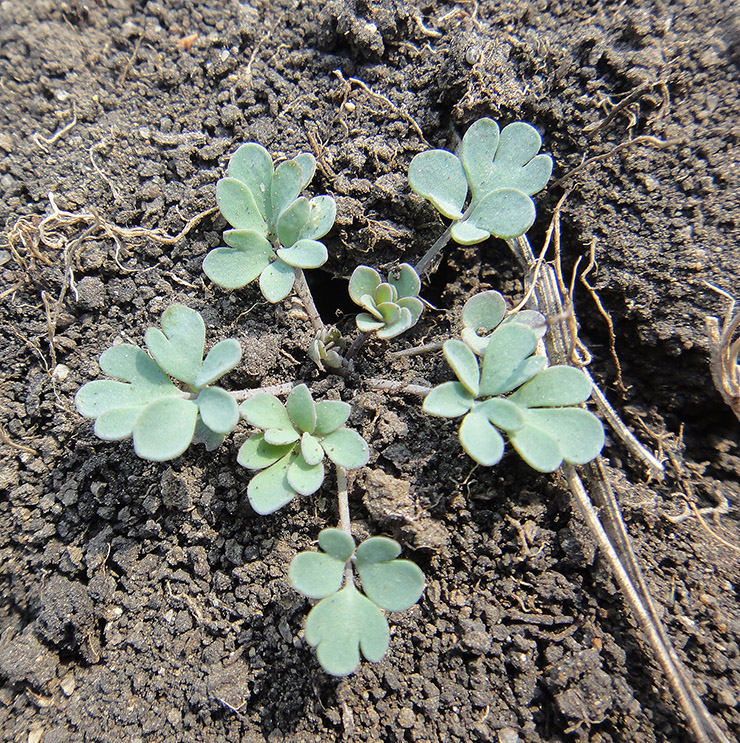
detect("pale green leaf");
top-left (450, 219), bottom-right (490, 245)
top-left (98, 344), bottom-right (173, 389)
top-left (77, 380), bottom-right (156, 418)
top-left (314, 400), bottom-right (351, 435)
top-left (259, 258), bottom-right (295, 302)
top-left (277, 239), bottom-right (328, 269)
top-left (465, 187), bottom-right (536, 240)
top-left (93, 406), bottom-right (144, 440)
top-left (479, 323), bottom-right (539, 397)
top-left (287, 454), bottom-right (325, 495)
top-left (301, 432), bottom-right (325, 466)
top-left (277, 196), bottom-right (309, 247)
top-left (522, 407), bottom-right (604, 465)
top-left (286, 384), bottom-right (316, 433)
top-left (192, 418), bottom-right (227, 451)
top-left (203, 237), bottom-right (273, 290)
top-left (356, 313), bottom-right (384, 332)
top-left (240, 393), bottom-right (292, 430)
top-left (299, 195), bottom-right (336, 240)
top-left (144, 304), bottom-right (205, 387)
top-left (377, 307), bottom-right (413, 339)
top-left (194, 339), bottom-right (242, 388)
top-left (305, 584), bottom-right (390, 676)
top-left (236, 432), bottom-right (294, 470)
top-left (227, 143), bottom-right (273, 220)
top-left (422, 381), bottom-right (474, 418)
top-left (462, 291), bottom-right (507, 334)
top-left (292, 152), bottom-right (316, 190)
top-left (477, 397), bottom-right (525, 432)
top-left (320, 428), bottom-right (369, 469)
top-left (318, 528), bottom-right (355, 561)
top-left (270, 160), bottom-right (302, 224)
top-left (461, 117), bottom-right (501, 205)
top-left (375, 283), bottom-right (397, 305)
top-left (247, 452), bottom-right (297, 514)
top-left (388, 263), bottom-right (420, 299)
top-left (377, 301), bottom-right (401, 327)
top-left (132, 397), bottom-right (198, 461)
top-left (349, 266), bottom-right (381, 304)
top-left (356, 547), bottom-right (424, 612)
top-left (443, 339), bottom-right (480, 396)
top-left (216, 177), bottom-right (268, 234)
top-left (509, 365), bottom-right (593, 408)
top-left (398, 296), bottom-right (424, 326)
top-left (459, 410), bottom-right (505, 466)
top-left (509, 424), bottom-right (563, 472)
top-left (495, 122), bottom-right (553, 195)
top-left (408, 149), bottom-right (467, 219)
top-left (264, 427), bottom-right (301, 445)
top-left (289, 552), bottom-right (346, 599)
top-left (355, 536), bottom-right (400, 563)
top-left (196, 386), bottom-right (239, 434)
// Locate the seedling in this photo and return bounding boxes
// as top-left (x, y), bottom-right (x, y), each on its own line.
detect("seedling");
top-left (308, 326), bottom-right (346, 371)
top-left (289, 528), bottom-right (425, 676)
top-left (75, 304), bottom-right (241, 461)
top-left (348, 263), bottom-right (424, 339)
top-left (409, 118), bottom-right (552, 243)
top-left (237, 384), bottom-right (369, 515)
top-left (423, 292), bottom-right (604, 471)
top-left (203, 144), bottom-right (336, 302)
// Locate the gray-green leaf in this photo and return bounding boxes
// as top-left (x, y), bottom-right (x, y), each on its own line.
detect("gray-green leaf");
top-left (144, 304), bottom-right (205, 387)
top-left (132, 397), bottom-right (199, 462)
top-left (408, 149), bottom-right (468, 219)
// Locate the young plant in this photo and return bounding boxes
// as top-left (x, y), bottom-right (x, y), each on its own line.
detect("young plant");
top-left (289, 528), bottom-right (425, 676)
top-left (75, 304), bottom-right (241, 461)
top-left (308, 326), bottom-right (346, 371)
top-left (409, 118), bottom-right (552, 243)
top-left (238, 385), bottom-right (369, 514)
top-left (348, 263), bottom-right (424, 339)
top-left (203, 143), bottom-right (336, 302)
top-left (423, 301), bottom-right (604, 471)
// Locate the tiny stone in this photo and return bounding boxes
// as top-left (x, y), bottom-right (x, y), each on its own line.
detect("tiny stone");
top-left (1, 174), bottom-right (13, 189)
top-left (60, 672), bottom-right (76, 696)
top-left (28, 730), bottom-right (44, 743)
top-left (397, 707), bottom-right (415, 728)
top-left (52, 364), bottom-right (70, 382)
top-left (498, 728), bottom-right (521, 743)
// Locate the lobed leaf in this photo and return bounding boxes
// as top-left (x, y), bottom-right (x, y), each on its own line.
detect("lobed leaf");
top-left (318, 528), bottom-right (356, 562)
top-left (462, 291), bottom-right (507, 336)
top-left (477, 397), bottom-right (525, 432)
top-left (216, 177), bottom-right (268, 235)
top-left (259, 258), bottom-right (295, 302)
top-left (398, 296), bottom-right (424, 326)
top-left (276, 197), bottom-right (310, 248)
top-left (377, 307), bottom-right (413, 339)
top-left (132, 397), bottom-right (199, 462)
top-left (203, 229), bottom-right (274, 290)
top-left (292, 152), bottom-right (316, 191)
top-left (246, 451), bottom-right (297, 514)
top-left (479, 323), bottom-right (539, 397)
top-left (508, 365), bottom-right (593, 408)
top-left (289, 552), bottom-right (346, 599)
top-left (196, 386), bottom-right (239, 435)
top-left (449, 219), bottom-right (491, 246)
top-left (195, 339), bottom-right (242, 388)
top-left (356, 546), bottom-right (425, 613)
top-left (521, 407), bottom-right (605, 465)
top-left (304, 584), bottom-right (390, 676)
top-left (93, 406), bottom-right (144, 441)
top-left (422, 381), bottom-right (475, 418)
top-left (508, 423), bottom-right (563, 473)
top-left (192, 418), bottom-right (227, 452)
top-left (276, 239), bottom-right (328, 269)
top-left (145, 304), bottom-right (205, 387)
top-left (459, 409), bottom-right (505, 466)
top-left (463, 187), bottom-right (536, 240)
top-left (408, 149), bottom-right (468, 219)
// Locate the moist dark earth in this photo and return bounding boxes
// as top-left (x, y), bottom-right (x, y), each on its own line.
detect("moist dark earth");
top-left (1, 0), bottom-right (739, 741)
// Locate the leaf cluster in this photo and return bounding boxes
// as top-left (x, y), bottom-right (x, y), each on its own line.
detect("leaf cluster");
top-left (409, 118), bottom-right (552, 242)
top-left (75, 304), bottom-right (241, 461)
top-left (289, 528), bottom-right (425, 676)
top-left (204, 144), bottom-right (336, 302)
top-left (348, 263), bottom-right (424, 339)
top-left (238, 384), bottom-right (369, 514)
top-left (423, 293), bottom-right (604, 472)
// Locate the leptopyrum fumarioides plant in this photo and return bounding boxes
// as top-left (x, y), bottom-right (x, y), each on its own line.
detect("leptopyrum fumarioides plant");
top-left (409, 118), bottom-right (552, 243)
top-left (76, 304), bottom-right (241, 461)
top-left (237, 384), bottom-right (369, 515)
top-left (289, 528), bottom-right (425, 676)
top-left (349, 262), bottom-right (424, 339)
top-left (423, 291), bottom-right (605, 472)
top-left (203, 144), bottom-right (336, 302)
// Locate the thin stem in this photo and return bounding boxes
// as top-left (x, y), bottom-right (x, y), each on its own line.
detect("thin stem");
top-left (229, 382), bottom-right (297, 401)
top-left (414, 224), bottom-right (452, 276)
top-left (293, 268), bottom-right (325, 334)
top-left (367, 378), bottom-right (431, 396)
top-left (389, 341), bottom-right (445, 358)
top-left (344, 331), bottom-right (371, 362)
top-left (336, 465), bottom-right (355, 587)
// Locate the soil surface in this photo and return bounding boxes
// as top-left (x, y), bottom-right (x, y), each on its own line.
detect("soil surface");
top-left (1, 1), bottom-right (739, 742)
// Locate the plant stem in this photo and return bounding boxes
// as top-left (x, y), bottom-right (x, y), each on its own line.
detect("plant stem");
top-left (336, 465), bottom-right (355, 588)
top-left (367, 378), bottom-right (431, 396)
top-left (293, 268), bottom-right (325, 334)
top-left (414, 224), bottom-right (452, 277)
top-left (229, 382), bottom-right (297, 401)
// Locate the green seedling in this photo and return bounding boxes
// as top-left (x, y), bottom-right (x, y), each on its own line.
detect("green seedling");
top-left (76, 304), bottom-right (241, 461)
top-left (203, 143), bottom-right (336, 302)
top-left (289, 528), bottom-right (425, 676)
top-left (409, 118), bottom-right (552, 243)
top-left (238, 384), bottom-right (369, 515)
top-left (349, 263), bottom-right (424, 339)
top-left (423, 320), bottom-right (604, 472)
top-left (308, 326), bottom-right (346, 371)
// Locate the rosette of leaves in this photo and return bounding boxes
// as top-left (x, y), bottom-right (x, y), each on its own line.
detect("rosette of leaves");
top-left (307, 326), bottom-right (346, 371)
top-left (289, 528), bottom-right (425, 676)
top-left (423, 322), bottom-right (604, 472)
top-left (237, 385), bottom-right (369, 515)
top-left (203, 143), bottom-right (337, 302)
top-left (348, 263), bottom-right (424, 339)
top-left (409, 118), bottom-right (553, 243)
top-left (75, 304), bottom-right (242, 461)
top-left (461, 289), bottom-right (546, 355)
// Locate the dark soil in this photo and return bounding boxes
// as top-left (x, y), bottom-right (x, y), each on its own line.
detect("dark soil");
top-left (1, 1), bottom-right (739, 742)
